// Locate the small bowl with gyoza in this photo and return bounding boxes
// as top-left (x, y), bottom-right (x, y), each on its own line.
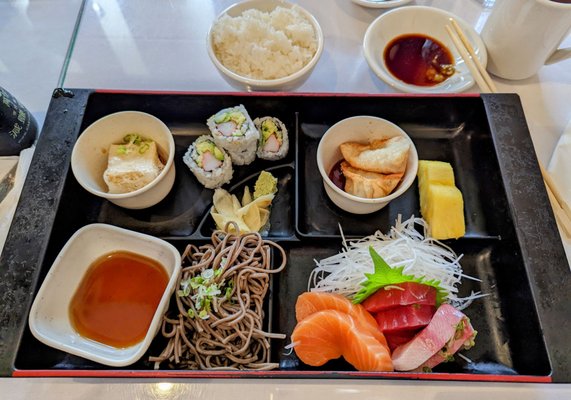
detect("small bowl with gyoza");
top-left (317, 116), bottom-right (418, 214)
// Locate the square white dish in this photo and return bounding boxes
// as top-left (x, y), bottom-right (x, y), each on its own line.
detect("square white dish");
top-left (28, 223), bottom-right (181, 367)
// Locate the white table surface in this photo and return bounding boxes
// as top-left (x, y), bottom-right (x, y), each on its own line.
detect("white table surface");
top-left (0, 0), bottom-right (83, 127)
top-left (1, 0), bottom-right (571, 397)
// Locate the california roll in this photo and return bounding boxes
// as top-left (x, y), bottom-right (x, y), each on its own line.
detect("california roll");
top-left (183, 135), bottom-right (233, 189)
top-left (207, 105), bottom-right (259, 165)
top-left (254, 116), bottom-right (289, 161)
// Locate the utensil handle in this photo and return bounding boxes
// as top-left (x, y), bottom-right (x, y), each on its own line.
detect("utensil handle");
top-left (546, 48), bottom-right (571, 65)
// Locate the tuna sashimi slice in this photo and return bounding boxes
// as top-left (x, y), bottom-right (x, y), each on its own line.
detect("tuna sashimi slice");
top-left (385, 329), bottom-right (420, 352)
top-left (291, 309), bottom-right (393, 372)
top-left (391, 304), bottom-right (466, 371)
top-left (296, 292), bottom-right (388, 350)
top-left (362, 282), bottom-right (437, 313)
top-left (374, 304), bottom-right (436, 333)
top-left (415, 318), bottom-right (476, 371)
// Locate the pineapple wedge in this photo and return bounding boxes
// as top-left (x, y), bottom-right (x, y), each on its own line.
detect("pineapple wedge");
top-left (417, 160), bottom-right (465, 239)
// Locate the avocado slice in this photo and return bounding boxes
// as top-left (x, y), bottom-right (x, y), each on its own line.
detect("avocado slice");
top-left (262, 120), bottom-right (277, 138)
top-left (196, 141), bottom-right (215, 155)
top-left (213, 146), bottom-right (225, 161)
top-left (214, 112), bottom-right (229, 124)
top-left (228, 111), bottom-right (246, 126)
top-left (260, 119), bottom-right (282, 145)
top-left (213, 110), bottom-right (247, 127)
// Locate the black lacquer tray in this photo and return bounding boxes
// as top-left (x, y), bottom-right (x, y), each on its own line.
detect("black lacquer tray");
top-left (0, 91), bottom-right (569, 382)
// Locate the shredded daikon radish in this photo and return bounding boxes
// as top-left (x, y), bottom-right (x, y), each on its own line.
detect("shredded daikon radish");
top-left (309, 215), bottom-right (481, 309)
top-left (457, 353), bottom-right (473, 364)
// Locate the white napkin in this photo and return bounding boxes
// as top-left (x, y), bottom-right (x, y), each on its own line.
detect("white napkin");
top-left (0, 146), bottom-right (35, 254)
top-left (548, 119), bottom-right (571, 270)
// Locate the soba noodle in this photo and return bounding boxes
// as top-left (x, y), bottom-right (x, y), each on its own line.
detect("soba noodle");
top-left (149, 223), bottom-right (286, 370)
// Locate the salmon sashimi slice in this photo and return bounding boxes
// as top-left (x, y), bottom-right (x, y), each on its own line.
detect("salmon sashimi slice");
top-left (291, 309), bottom-right (393, 372)
top-left (296, 292), bottom-right (389, 349)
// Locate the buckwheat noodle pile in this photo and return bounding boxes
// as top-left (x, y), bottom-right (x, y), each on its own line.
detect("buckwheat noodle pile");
top-left (150, 223), bottom-right (286, 370)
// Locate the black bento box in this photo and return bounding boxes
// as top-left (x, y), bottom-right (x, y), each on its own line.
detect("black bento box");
top-left (0, 90), bottom-right (569, 382)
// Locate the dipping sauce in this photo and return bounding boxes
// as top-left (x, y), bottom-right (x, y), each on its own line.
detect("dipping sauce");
top-left (69, 251), bottom-right (169, 348)
top-left (384, 34), bottom-right (455, 86)
top-left (329, 159), bottom-right (345, 190)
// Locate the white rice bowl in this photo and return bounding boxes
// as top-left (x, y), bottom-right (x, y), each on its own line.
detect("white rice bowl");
top-left (210, 6), bottom-right (318, 80)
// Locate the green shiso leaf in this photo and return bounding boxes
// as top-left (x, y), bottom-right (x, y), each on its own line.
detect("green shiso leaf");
top-left (352, 246), bottom-right (447, 305)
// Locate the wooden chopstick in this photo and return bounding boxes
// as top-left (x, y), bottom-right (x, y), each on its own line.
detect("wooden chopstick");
top-left (446, 19), bottom-right (571, 237)
top-left (544, 177), bottom-right (571, 239)
top-left (540, 162), bottom-right (571, 217)
top-left (540, 161), bottom-right (571, 237)
top-left (449, 18), bottom-right (498, 93)
top-left (446, 20), bottom-right (571, 236)
top-left (445, 25), bottom-right (493, 93)
top-left (445, 18), bottom-right (498, 93)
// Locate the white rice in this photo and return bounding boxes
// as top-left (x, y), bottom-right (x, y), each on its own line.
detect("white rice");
top-left (211, 6), bottom-right (318, 80)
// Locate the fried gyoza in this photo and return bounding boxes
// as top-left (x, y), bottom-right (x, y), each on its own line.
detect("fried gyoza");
top-left (339, 136), bottom-right (410, 174)
top-left (341, 161), bottom-right (404, 199)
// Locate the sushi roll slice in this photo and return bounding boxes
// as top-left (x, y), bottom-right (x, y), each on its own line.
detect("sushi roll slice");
top-left (207, 105), bottom-right (259, 166)
top-left (254, 116), bottom-right (289, 161)
top-left (183, 135), bottom-right (233, 189)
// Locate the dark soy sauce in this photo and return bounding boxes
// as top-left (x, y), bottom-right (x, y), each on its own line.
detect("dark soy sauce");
top-left (329, 160), bottom-right (345, 190)
top-left (384, 34), bottom-right (456, 86)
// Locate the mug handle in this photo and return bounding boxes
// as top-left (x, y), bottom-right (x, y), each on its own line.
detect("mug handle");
top-left (546, 48), bottom-right (571, 65)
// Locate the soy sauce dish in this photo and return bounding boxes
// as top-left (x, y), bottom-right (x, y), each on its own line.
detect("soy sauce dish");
top-left (28, 224), bottom-right (181, 367)
top-left (363, 6), bottom-right (487, 93)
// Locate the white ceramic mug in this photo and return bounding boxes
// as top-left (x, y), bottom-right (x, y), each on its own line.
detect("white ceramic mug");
top-left (481, 0), bottom-right (571, 80)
